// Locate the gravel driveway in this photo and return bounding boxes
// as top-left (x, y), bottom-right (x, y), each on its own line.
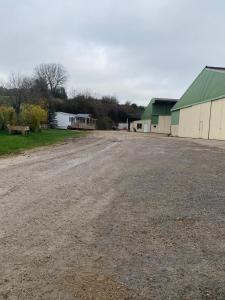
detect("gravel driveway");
top-left (0, 131), bottom-right (225, 299)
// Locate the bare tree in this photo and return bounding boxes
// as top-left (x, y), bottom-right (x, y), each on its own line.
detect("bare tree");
top-left (34, 63), bottom-right (68, 95)
top-left (7, 73), bottom-right (32, 119)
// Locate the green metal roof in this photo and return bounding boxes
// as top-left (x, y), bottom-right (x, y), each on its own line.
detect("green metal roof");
top-left (141, 98), bottom-right (178, 120)
top-left (172, 66), bottom-right (225, 111)
top-left (171, 110), bottom-right (180, 125)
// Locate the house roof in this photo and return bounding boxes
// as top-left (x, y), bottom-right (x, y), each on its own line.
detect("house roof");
top-left (172, 66), bottom-right (225, 111)
top-left (56, 111), bottom-right (76, 116)
top-left (205, 66), bottom-right (225, 72)
top-left (76, 114), bottom-right (90, 118)
top-left (56, 112), bottom-right (92, 118)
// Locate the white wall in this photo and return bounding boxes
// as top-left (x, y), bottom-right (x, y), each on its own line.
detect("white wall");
top-left (55, 112), bottom-right (76, 129)
top-left (130, 120), bottom-right (151, 133)
top-left (118, 123), bottom-right (128, 130)
top-left (178, 102), bottom-right (211, 139)
top-left (173, 98), bottom-right (225, 140)
top-left (131, 117), bottom-right (171, 134)
top-left (209, 97), bottom-right (225, 140)
top-left (171, 125), bottom-right (179, 136)
top-left (151, 116), bottom-right (171, 134)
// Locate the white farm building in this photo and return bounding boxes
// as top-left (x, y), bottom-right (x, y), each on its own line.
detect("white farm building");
top-left (55, 112), bottom-right (76, 129)
top-left (55, 112), bottom-right (96, 130)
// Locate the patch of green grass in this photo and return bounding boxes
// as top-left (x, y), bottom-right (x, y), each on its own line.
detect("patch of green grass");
top-left (0, 129), bottom-right (86, 156)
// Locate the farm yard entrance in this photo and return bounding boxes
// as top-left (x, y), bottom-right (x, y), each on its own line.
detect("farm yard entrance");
top-left (0, 131), bottom-right (225, 299)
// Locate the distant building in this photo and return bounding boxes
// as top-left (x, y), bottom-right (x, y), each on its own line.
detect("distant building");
top-left (55, 112), bottom-right (97, 130)
top-left (130, 119), bottom-right (151, 133)
top-left (118, 123), bottom-right (128, 130)
top-left (131, 98), bottom-right (178, 134)
top-left (69, 114), bottom-right (97, 130)
top-left (55, 112), bottom-right (76, 129)
top-left (127, 113), bottom-right (142, 131)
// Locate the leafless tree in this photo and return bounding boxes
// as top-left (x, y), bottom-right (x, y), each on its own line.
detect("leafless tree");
top-left (7, 73), bottom-right (32, 119)
top-left (34, 63), bottom-right (68, 94)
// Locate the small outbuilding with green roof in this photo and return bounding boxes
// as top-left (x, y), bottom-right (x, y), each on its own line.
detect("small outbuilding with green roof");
top-left (131, 98), bottom-right (178, 133)
top-left (171, 66), bottom-right (225, 140)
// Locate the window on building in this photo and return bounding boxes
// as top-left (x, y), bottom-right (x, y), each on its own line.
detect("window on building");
top-left (137, 123), bottom-right (142, 129)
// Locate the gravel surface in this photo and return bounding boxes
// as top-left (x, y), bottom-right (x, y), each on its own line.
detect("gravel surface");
top-left (0, 131), bottom-right (225, 299)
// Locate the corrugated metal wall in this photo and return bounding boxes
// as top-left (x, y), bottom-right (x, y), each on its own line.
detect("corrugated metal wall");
top-left (209, 98), bottom-right (225, 140)
top-left (176, 97), bottom-right (225, 140)
top-left (178, 102), bottom-right (211, 139)
top-left (151, 116), bottom-right (171, 134)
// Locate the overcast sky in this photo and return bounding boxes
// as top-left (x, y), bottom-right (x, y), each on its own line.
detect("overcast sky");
top-left (0, 0), bottom-right (225, 105)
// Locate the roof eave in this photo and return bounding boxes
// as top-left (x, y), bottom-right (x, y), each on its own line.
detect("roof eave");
top-left (171, 94), bottom-right (225, 111)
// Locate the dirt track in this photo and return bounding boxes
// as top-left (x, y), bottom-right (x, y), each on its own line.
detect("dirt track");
top-left (0, 131), bottom-right (225, 299)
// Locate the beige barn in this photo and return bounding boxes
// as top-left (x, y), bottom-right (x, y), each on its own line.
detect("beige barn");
top-left (171, 66), bottom-right (225, 140)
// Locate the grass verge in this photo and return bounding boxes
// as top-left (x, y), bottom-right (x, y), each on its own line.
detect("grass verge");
top-left (0, 129), bottom-right (86, 156)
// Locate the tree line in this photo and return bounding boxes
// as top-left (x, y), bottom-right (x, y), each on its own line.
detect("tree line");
top-left (0, 63), bottom-right (145, 129)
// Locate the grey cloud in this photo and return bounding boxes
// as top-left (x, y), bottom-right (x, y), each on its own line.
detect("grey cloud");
top-left (0, 0), bottom-right (225, 104)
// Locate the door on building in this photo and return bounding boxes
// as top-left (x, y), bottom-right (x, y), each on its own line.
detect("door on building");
top-left (199, 121), bottom-right (204, 138)
top-left (209, 99), bottom-right (225, 140)
top-left (144, 124), bottom-right (148, 133)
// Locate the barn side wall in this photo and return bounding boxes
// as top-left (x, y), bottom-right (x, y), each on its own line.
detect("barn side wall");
top-left (174, 97), bottom-right (225, 140)
top-left (151, 116), bottom-right (171, 134)
top-left (171, 125), bottom-right (179, 136)
top-left (209, 97), bottom-right (225, 140)
top-left (178, 102), bottom-right (211, 139)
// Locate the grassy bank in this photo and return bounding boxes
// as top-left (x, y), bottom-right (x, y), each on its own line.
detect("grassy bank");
top-left (0, 129), bottom-right (86, 156)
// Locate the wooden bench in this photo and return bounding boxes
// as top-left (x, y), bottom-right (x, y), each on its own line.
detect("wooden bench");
top-left (7, 125), bottom-right (30, 135)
